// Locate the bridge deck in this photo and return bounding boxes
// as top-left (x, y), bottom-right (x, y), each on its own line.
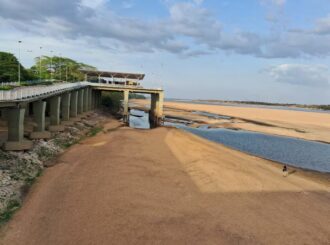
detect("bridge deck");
top-left (0, 82), bottom-right (163, 108)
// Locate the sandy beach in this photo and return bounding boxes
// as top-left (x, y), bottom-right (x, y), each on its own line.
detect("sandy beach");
top-left (133, 99), bottom-right (330, 143)
top-left (1, 117), bottom-right (329, 245)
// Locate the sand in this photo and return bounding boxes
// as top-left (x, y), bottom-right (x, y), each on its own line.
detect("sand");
top-left (1, 119), bottom-right (329, 245)
top-left (133, 99), bottom-right (330, 143)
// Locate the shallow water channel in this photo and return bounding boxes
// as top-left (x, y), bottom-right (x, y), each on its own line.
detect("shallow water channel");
top-left (129, 109), bottom-right (151, 129)
top-left (165, 122), bottom-right (330, 173)
top-left (128, 109), bottom-right (330, 173)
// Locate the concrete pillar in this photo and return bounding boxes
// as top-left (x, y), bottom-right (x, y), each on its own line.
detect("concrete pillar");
top-left (83, 88), bottom-right (89, 112)
top-left (3, 108), bottom-right (32, 151)
top-left (150, 92), bottom-right (164, 127)
top-left (61, 93), bottom-right (71, 121)
top-left (98, 91), bottom-right (102, 107)
top-left (70, 90), bottom-right (78, 118)
top-left (157, 91), bottom-right (164, 119)
top-left (30, 101), bottom-right (51, 139)
top-left (123, 90), bottom-right (129, 123)
top-left (61, 92), bottom-right (73, 125)
top-left (0, 109), bottom-right (8, 126)
top-left (78, 89), bottom-right (84, 114)
top-left (48, 96), bottom-right (64, 131)
top-left (150, 94), bottom-right (157, 118)
top-left (89, 88), bottom-right (93, 110)
top-left (25, 103), bottom-right (30, 118)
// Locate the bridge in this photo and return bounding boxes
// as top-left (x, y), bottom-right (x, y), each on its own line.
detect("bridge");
top-left (0, 76), bottom-right (164, 151)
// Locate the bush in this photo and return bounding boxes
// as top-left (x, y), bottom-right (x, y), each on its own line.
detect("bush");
top-left (102, 92), bottom-right (123, 114)
top-left (20, 81), bottom-right (53, 86)
top-left (0, 85), bottom-right (14, 90)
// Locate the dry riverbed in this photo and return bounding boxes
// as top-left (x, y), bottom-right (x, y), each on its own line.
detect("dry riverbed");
top-left (0, 116), bottom-right (329, 244)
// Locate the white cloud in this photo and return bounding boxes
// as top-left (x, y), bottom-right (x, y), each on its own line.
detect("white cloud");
top-left (268, 64), bottom-right (330, 87)
top-left (1, 0), bottom-right (330, 59)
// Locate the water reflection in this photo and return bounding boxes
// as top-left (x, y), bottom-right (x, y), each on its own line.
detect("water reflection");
top-left (129, 109), bottom-right (151, 129)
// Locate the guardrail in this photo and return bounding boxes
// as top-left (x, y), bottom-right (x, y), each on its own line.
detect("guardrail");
top-left (90, 82), bottom-right (162, 90)
top-left (0, 82), bottom-right (90, 102)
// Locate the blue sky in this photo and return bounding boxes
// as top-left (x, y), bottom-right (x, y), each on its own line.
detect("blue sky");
top-left (0, 0), bottom-right (330, 104)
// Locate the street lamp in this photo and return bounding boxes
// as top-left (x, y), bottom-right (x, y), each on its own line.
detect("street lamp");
top-left (39, 46), bottom-right (42, 82)
top-left (59, 53), bottom-right (62, 81)
top-left (66, 65), bottom-right (68, 82)
top-left (18, 41), bottom-right (22, 84)
top-left (50, 50), bottom-right (53, 81)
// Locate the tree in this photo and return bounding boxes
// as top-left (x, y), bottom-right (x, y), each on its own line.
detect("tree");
top-left (0, 52), bottom-right (30, 82)
top-left (29, 56), bottom-right (96, 81)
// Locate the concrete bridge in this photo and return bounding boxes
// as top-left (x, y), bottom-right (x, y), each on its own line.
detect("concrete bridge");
top-left (0, 82), bottom-right (164, 151)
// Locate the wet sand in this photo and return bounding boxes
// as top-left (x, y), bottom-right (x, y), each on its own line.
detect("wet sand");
top-left (133, 99), bottom-right (330, 143)
top-left (1, 119), bottom-right (329, 245)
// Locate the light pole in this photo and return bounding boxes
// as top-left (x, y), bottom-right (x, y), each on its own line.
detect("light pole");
top-left (18, 41), bottom-right (22, 84)
top-left (50, 50), bottom-right (53, 81)
top-left (66, 65), bottom-right (68, 82)
top-left (39, 46), bottom-right (42, 82)
top-left (59, 53), bottom-right (62, 81)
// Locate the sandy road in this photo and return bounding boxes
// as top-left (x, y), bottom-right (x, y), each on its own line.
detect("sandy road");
top-left (1, 122), bottom-right (329, 245)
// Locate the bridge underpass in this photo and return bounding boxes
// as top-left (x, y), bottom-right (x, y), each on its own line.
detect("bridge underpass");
top-left (0, 73), bottom-right (164, 151)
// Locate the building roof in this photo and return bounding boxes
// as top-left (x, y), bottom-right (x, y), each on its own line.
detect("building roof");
top-left (80, 69), bottom-right (145, 80)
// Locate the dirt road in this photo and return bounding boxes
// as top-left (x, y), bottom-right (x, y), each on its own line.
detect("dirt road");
top-left (1, 122), bottom-right (329, 245)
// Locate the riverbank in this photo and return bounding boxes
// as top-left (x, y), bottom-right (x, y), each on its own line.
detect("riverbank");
top-left (0, 111), bottom-right (111, 225)
top-left (1, 121), bottom-right (329, 244)
top-left (132, 99), bottom-right (330, 144)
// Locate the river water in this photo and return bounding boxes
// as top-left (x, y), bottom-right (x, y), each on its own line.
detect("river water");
top-left (166, 122), bottom-right (330, 173)
top-left (128, 109), bottom-right (330, 173)
top-left (129, 109), bottom-right (151, 129)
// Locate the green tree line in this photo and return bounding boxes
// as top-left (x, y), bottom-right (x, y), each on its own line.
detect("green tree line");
top-left (0, 51), bottom-right (95, 82)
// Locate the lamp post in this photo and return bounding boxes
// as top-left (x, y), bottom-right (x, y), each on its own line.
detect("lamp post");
top-left (18, 41), bottom-right (22, 84)
top-left (66, 65), bottom-right (68, 82)
top-left (50, 50), bottom-right (53, 81)
top-left (59, 53), bottom-right (62, 81)
top-left (39, 46), bottom-right (42, 82)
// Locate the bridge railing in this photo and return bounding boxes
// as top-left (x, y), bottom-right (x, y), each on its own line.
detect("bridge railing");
top-left (0, 82), bottom-right (90, 102)
top-left (90, 82), bottom-right (162, 90)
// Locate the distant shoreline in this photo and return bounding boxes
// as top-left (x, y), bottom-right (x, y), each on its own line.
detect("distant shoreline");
top-left (166, 98), bottom-right (330, 112)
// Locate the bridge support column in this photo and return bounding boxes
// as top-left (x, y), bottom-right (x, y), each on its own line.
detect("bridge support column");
top-left (30, 101), bottom-right (51, 139)
top-left (150, 92), bottom-right (164, 127)
top-left (83, 88), bottom-right (89, 113)
top-left (0, 109), bottom-right (8, 126)
top-left (123, 90), bottom-right (129, 123)
top-left (25, 103), bottom-right (30, 118)
top-left (90, 90), bottom-right (95, 109)
top-left (77, 89), bottom-right (84, 115)
top-left (88, 88), bottom-right (93, 111)
top-left (48, 96), bottom-right (64, 132)
top-left (3, 108), bottom-right (33, 151)
top-left (97, 91), bottom-right (102, 108)
top-left (61, 93), bottom-right (73, 125)
top-left (70, 90), bottom-right (79, 121)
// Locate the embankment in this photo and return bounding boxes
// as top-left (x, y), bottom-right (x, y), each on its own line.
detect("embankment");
top-left (1, 125), bottom-right (329, 245)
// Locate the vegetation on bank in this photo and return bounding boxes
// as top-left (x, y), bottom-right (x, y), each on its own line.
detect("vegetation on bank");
top-left (102, 92), bottom-right (123, 114)
top-left (0, 51), bottom-right (95, 83)
top-left (0, 85), bottom-right (14, 91)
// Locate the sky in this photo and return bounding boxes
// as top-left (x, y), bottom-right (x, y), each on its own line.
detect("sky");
top-left (0, 0), bottom-right (330, 104)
